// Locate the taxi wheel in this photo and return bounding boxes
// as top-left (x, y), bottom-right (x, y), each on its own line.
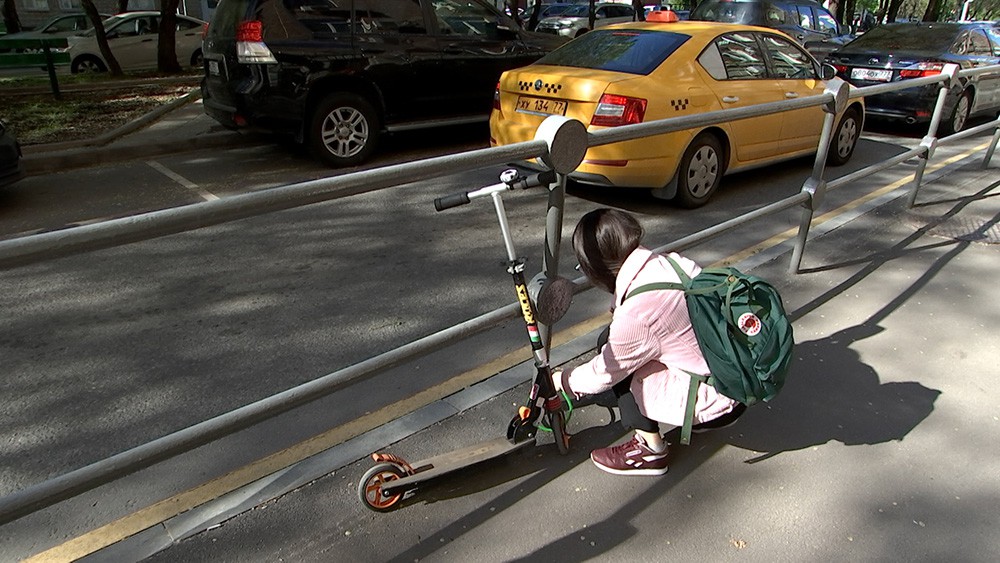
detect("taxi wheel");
top-left (674, 133), bottom-right (723, 209)
top-left (827, 107), bottom-right (861, 166)
top-left (309, 93), bottom-right (380, 168)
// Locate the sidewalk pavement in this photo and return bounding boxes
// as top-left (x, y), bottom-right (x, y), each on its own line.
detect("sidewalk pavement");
top-left (19, 92), bottom-right (266, 176)
top-left (14, 99), bottom-right (1000, 561)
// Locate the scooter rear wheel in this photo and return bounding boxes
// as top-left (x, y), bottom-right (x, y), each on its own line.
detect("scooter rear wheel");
top-left (358, 462), bottom-right (407, 511)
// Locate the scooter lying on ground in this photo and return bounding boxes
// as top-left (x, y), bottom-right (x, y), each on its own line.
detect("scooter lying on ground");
top-left (358, 169), bottom-right (572, 512)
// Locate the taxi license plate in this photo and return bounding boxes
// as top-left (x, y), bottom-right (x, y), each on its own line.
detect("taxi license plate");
top-left (516, 96), bottom-right (568, 116)
top-left (851, 68), bottom-right (892, 82)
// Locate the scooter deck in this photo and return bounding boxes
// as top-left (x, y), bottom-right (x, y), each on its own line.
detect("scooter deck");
top-left (381, 436), bottom-right (536, 495)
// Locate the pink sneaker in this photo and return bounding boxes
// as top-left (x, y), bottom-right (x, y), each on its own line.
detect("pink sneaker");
top-left (590, 434), bottom-right (669, 476)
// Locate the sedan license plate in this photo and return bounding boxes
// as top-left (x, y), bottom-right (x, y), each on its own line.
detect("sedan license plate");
top-left (851, 68), bottom-right (892, 82)
top-left (516, 96), bottom-right (568, 116)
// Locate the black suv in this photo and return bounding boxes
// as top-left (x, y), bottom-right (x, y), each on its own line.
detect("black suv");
top-left (689, 0), bottom-right (853, 58)
top-left (202, 0), bottom-right (565, 167)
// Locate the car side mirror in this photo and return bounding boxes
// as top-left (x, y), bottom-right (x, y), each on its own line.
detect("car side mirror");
top-left (821, 63), bottom-right (836, 80)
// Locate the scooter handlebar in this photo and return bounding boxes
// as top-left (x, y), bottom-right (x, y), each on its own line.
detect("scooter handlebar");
top-left (509, 170), bottom-right (557, 191)
top-left (433, 170), bottom-right (557, 212)
top-left (434, 192), bottom-right (471, 211)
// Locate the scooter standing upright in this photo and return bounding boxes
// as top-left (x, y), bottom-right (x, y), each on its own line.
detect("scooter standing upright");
top-left (357, 168), bottom-right (572, 512)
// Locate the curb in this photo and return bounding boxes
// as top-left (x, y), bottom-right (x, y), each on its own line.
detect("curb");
top-left (20, 90), bottom-right (271, 176)
top-left (24, 88), bottom-right (202, 155)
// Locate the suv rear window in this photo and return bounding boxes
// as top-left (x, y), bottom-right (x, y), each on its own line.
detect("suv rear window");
top-left (536, 29), bottom-right (688, 75)
top-left (690, 0), bottom-right (769, 25)
top-left (207, 0), bottom-right (253, 40)
top-left (846, 24), bottom-right (963, 51)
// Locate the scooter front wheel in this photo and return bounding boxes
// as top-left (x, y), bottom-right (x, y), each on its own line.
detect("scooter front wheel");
top-left (547, 410), bottom-right (570, 455)
top-left (358, 462), bottom-right (407, 512)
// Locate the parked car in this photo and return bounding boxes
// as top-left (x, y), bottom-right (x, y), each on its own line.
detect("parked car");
top-left (490, 21), bottom-right (864, 207)
top-left (826, 21), bottom-right (1000, 135)
top-left (688, 0), bottom-right (853, 58)
top-left (66, 12), bottom-right (207, 73)
top-left (534, 2), bottom-right (637, 38)
top-left (0, 120), bottom-right (24, 189)
top-left (527, 2), bottom-right (579, 26)
top-left (202, 0), bottom-right (566, 167)
top-left (2, 12), bottom-right (109, 41)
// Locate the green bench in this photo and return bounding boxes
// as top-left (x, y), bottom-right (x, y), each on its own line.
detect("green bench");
top-left (0, 37), bottom-right (71, 98)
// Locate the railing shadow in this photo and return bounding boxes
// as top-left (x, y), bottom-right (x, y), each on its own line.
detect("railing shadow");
top-left (382, 174), bottom-right (1000, 562)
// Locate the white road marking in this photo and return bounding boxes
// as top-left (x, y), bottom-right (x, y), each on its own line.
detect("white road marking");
top-left (146, 160), bottom-right (220, 201)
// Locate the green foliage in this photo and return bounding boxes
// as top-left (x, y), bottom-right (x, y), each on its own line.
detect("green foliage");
top-left (0, 81), bottom-right (194, 144)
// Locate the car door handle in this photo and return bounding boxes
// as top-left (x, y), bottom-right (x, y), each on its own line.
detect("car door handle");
top-left (785, 92), bottom-right (799, 98)
top-left (722, 96), bottom-right (739, 103)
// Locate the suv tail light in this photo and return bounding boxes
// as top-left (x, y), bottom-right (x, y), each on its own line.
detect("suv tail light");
top-left (236, 20), bottom-right (277, 64)
top-left (493, 82), bottom-right (501, 111)
top-left (591, 94), bottom-right (646, 127)
top-left (201, 22), bottom-right (209, 40)
top-left (899, 62), bottom-right (944, 78)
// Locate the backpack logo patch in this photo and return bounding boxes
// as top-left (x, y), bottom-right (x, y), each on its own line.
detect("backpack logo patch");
top-left (738, 312), bottom-right (762, 336)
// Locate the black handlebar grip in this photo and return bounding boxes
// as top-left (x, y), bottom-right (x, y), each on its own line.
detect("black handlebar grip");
top-left (513, 170), bottom-right (558, 190)
top-left (434, 192), bottom-right (471, 211)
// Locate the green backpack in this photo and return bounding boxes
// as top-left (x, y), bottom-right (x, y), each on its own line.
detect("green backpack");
top-left (625, 256), bottom-right (794, 445)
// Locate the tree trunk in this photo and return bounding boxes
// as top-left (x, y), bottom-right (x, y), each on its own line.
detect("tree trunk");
top-left (82, 0), bottom-right (122, 75)
top-left (505, 0), bottom-right (522, 27)
top-left (633, 0), bottom-right (645, 21)
top-left (526, 1), bottom-right (542, 31)
top-left (158, 0), bottom-right (182, 73)
top-left (588, 0), bottom-right (596, 31)
top-left (2, 0), bottom-right (22, 34)
top-left (885, 0), bottom-right (905, 23)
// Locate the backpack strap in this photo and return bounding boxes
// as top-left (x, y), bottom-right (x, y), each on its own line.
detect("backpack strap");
top-left (625, 281), bottom-right (685, 300)
top-left (680, 371), bottom-right (709, 446)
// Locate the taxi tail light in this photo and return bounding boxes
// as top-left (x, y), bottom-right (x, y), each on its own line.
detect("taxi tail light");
top-left (899, 62), bottom-right (944, 78)
top-left (493, 82), bottom-right (501, 111)
top-left (591, 94), bottom-right (647, 127)
top-left (236, 20), bottom-right (277, 64)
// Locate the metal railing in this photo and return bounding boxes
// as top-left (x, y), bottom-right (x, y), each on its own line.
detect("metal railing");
top-left (1, 63), bottom-right (998, 526)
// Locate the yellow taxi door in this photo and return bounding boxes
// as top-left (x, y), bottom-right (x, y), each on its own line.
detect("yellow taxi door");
top-left (698, 31), bottom-right (785, 163)
top-left (759, 33), bottom-right (827, 154)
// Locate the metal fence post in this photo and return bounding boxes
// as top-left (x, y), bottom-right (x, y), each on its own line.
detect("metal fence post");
top-left (532, 116), bottom-right (586, 349)
top-left (538, 172), bottom-right (566, 350)
top-left (789, 79), bottom-right (846, 274)
top-left (907, 64), bottom-right (958, 208)
top-left (983, 115), bottom-right (1000, 169)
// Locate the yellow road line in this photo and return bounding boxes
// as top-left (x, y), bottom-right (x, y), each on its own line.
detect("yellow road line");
top-left (26, 140), bottom-right (991, 562)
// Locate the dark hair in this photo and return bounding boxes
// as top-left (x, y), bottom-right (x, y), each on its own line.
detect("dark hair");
top-left (572, 209), bottom-right (643, 293)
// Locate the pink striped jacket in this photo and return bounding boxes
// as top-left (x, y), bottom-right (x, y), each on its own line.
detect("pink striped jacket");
top-left (565, 247), bottom-right (738, 427)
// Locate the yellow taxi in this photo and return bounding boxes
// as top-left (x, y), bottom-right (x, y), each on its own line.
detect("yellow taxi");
top-left (489, 17), bottom-right (864, 207)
